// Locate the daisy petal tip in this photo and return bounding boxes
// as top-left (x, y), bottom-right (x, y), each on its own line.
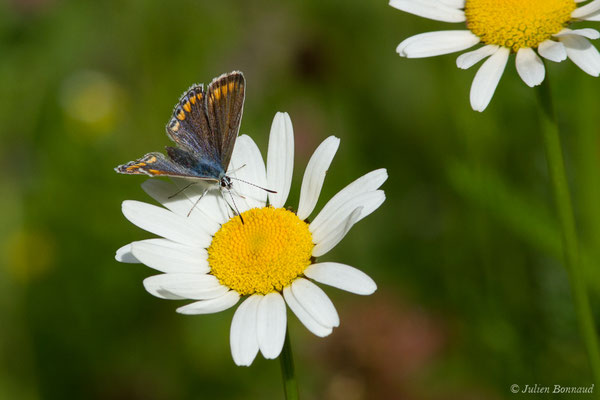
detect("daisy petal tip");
top-left (142, 276), bottom-right (181, 299)
top-left (364, 281), bottom-right (377, 295)
top-left (175, 305), bottom-right (194, 315)
top-left (319, 327), bottom-right (334, 337)
top-left (121, 199), bottom-right (132, 211)
top-left (232, 356), bottom-right (254, 367)
top-left (115, 243), bottom-right (139, 263)
top-left (469, 99), bottom-right (487, 112)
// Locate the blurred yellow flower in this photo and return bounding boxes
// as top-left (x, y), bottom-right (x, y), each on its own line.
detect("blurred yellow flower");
top-left (5, 229), bottom-right (55, 283)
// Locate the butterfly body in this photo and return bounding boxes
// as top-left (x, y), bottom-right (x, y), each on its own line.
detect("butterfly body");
top-left (115, 71), bottom-right (245, 193)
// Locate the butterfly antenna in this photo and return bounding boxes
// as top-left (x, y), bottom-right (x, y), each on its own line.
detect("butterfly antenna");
top-left (228, 189), bottom-right (244, 224)
top-left (187, 188), bottom-right (208, 217)
top-left (228, 163), bottom-right (247, 174)
top-left (228, 176), bottom-right (277, 193)
top-left (169, 181), bottom-right (197, 199)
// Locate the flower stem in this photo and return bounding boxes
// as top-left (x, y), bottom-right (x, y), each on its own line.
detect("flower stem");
top-left (536, 76), bottom-right (600, 390)
top-left (280, 327), bottom-right (299, 400)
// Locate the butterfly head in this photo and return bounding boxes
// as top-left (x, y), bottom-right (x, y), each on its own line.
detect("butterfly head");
top-left (220, 175), bottom-right (233, 191)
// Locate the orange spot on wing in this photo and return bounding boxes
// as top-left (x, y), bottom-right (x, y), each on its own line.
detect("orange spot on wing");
top-left (177, 110), bottom-right (186, 120)
top-left (183, 102), bottom-right (191, 112)
top-left (126, 162), bottom-right (145, 171)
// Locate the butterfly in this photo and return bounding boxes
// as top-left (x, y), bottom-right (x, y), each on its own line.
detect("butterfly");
top-left (115, 71), bottom-right (273, 219)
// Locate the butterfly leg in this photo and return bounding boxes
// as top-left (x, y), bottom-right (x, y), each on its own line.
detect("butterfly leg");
top-left (169, 181), bottom-right (198, 199)
top-left (226, 189), bottom-right (244, 224)
top-left (187, 187), bottom-right (209, 217)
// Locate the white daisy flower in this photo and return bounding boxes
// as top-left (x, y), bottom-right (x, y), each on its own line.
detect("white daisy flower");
top-left (115, 112), bottom-right (387, 366)
top-left (391, 0), bottom-right (600, 111)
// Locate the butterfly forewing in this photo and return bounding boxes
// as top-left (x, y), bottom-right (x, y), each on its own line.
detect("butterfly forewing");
top-left (206, 72), bottom-right (245, 169)
top-left (166, 84), bottom-right (215, 159)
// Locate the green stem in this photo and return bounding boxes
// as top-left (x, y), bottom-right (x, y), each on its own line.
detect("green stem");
top-left (280, 327), bottom-right (299, 400)
top-left (536, 76), bottom-right (600, 391)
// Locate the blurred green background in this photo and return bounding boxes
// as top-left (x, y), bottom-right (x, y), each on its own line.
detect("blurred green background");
top-left (1, 0), bottom-right (600, 399)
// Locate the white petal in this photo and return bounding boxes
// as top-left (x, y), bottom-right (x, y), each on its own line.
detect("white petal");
top-left (171, 178), bottom-right (229, 227)
top-left (230, 295), bottom-right (261, 366)
top-left (585, 11), bottom-right (600, 21)
top-left (309, 168), bottom-right (387, 233)
top-left (304, 263), bottom-right (377, 295)
top-left (283, 286), bottom-right (332, 337)
top-left (256, 292), bottom-right (287, 359)
top-left (228, 135), bottom-right (268, 211)
top-left (554, 28), bottom-right (600, 40)
top-left (115, 243), bottom-right (140, 263)
top-left (143, 273), bottom-right (227, 300)
top-left (143, 274), bottom-right (184, 299)
top-left (122, 200), bottom-right (212, 247)
top-left (297, 136), bottom-right (340, 220)
top-left (389, 0), bottom-right (465, 23)
top-left (538, 40), bottom-right (567, 62)
top-left (439, 0), bottom-right (464, 7)
top-left (572, 0), bottom-right (600, 19)
top-left (131, 238), bottom-right (209, 273)
top-left (312, 207), bottom-right (363, 257)
top-left (561, 35), bottom-right (600, 76)
top-left (456, 45), bottom-right (498, 69)
top-left (397, 30), bottom-right (480, 58)
top-left (469, 47), bottom-right (510, 112)
top-left (266, 112), bottom-right (294, 208)
top-left (310, 190), bottom-right (385, 245)
top-left (176, 291), bottom-right (240, 314)
top-left (291, 279), bottom-right (339, 328)
top-left (515, 47), bottom-right (545, 87)
top-left (142, 179), bottom-right (220, 235)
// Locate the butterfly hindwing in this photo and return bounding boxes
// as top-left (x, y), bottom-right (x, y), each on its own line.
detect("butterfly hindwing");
top-left (206, 71), bottom-right (245, 169)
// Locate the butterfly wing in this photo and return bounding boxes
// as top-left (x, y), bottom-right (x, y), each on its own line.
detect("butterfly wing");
top-left (206, 71), bottom-right (245, 170)
top-left (115, 152), bottom-right (218, 182)
top-left (116, 72), bottom-right (245, 181)
top-left (165, 84), bottom-right (216, 160)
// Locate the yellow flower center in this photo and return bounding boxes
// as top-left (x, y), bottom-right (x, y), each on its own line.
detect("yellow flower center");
top-left (465, 0), bottom-right (576, 51)
top-left (208, 207), bottom-right (314, 296)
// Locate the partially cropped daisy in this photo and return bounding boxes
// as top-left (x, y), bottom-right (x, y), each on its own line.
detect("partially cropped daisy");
top-left (391, 0), bottom-right (600, 111)
top-left (116, 112), bottom-right (387, 366)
